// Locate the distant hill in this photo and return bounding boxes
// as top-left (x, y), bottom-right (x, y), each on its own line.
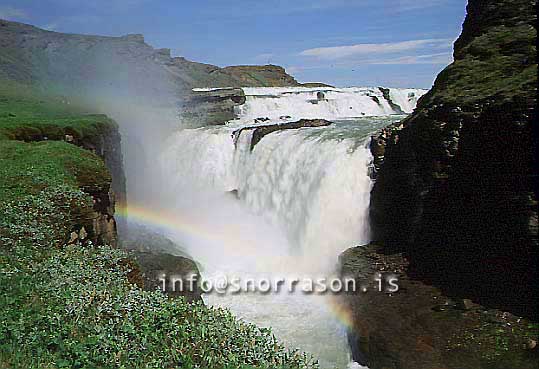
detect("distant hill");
top-left (221, 65), bottom-right (300, 87)
top-left (0, 19), bottom-right (304, 101)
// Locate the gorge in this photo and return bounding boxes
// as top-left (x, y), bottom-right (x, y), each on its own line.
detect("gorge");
top-left (123, 86), bottom-right (425, 368)
top-left (1, 0), bottom-right (537, 367)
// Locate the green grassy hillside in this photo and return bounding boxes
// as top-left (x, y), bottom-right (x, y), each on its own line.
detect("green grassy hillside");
top-left (0, 82), bottom-right (317, 368)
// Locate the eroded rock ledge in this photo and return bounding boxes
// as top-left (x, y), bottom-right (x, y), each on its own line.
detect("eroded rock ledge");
top-left (76, 122), bottom-right (126, 246)
top-left (121, 223), bottom-right (202, 302)
top-left (339, 243), bottom-right (539, 369)
top-left (233, 118), bottom-right (332, 150)
top-left (179, 88), bottom-right (246, 126)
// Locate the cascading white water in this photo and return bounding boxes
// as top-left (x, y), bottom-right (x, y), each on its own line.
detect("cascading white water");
top-left (388, 88), bottom-right (424, 114)
top-left (233, 128), bottom-right (373, 271)
top-left (231, 87), bottom-right (426, 122)
top-left (159, 124), bottom-right (375, 369)
top-left (152, 87), bottom-right (421, 368)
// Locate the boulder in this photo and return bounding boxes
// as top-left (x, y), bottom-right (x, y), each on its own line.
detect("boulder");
top-left (133, 251), bottom-right (202, 302)
top-left (339, 243), bottom-right (539, 369)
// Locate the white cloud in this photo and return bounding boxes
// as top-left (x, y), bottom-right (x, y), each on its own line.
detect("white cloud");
top-left (300, 39), bottom-right (452, 60)
top-left (288, 51), bottom-right (453, 75)
top-left (0, 6), bottom-right (28, 20)
top-left (369, 52), bottom-right (453, 65)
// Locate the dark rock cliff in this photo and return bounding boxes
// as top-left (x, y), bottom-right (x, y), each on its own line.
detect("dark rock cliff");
top-left (370, 0), bottom-right (537, 318)
top-left (67, 120), bottom-right (126, 246)
top-left (80, 121), bottom-right (127, 237)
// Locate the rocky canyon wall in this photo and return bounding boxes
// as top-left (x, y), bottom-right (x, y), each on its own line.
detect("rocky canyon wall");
top-left (370, 0), bottom-right (537, 318)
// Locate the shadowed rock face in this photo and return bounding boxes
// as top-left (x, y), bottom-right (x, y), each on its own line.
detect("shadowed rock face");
top-left (180, 88), bottom-right (247, 126)
top-left (370, 0), bottom-right (537, 318)
top-left (121, 224), bottom-right (201, 302)
top-left (378, 87), bottom-right (405, 114)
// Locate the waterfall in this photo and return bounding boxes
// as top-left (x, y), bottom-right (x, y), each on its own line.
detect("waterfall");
top-left (159, 123), bottom-right (375, 271)
top-left (388, 88), bottom-right (424, 114)
top-left (151, 87), bottom-right (421, 368)
top-left (233, 128), bottom-right (373, 271)
top-left (157, 123), bottom-right (378, 369)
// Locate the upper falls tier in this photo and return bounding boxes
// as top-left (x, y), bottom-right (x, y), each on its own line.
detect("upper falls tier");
top-left (187, 86), bottom-right (427, 126)
top-left (234, 87), bottom-right (427, 123)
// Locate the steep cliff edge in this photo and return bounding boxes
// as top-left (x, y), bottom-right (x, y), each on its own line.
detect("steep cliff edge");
top-left (0, 79), bottom-right (313, 369)
top-left (0, 80), bottom-right (126, 245)
top-left (370, 0), bottom-right (537, 318)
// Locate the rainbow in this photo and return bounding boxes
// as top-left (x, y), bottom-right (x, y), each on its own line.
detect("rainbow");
top-left (326, 296), bottom-right (357, 331)
top-left (116, 204), bottom-right (358, 332)
top-left (115, 204), bottom-right (277, 261)
top-left (115, 204), bottom-right (247, 246)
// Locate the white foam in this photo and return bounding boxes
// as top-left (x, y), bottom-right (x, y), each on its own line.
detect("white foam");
top-left (230, 86), bottom-right (426, 124)
top-left (388, 88), bottom-right (424, 113)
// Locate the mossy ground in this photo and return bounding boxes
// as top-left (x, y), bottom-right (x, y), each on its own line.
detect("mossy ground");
top-left (0, 81), bottom-right (317, 368)
top-left (0, 140), bottom-right (110, 204)
top-left (419, 8), bottom-right (537, 107)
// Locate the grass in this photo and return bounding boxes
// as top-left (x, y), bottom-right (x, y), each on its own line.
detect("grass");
top-left (0, 140), bottom-right (110, 204)
top-left (0, 79), bottom-right (116, 141)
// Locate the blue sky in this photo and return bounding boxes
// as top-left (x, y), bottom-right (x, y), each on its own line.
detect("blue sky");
top-left (0, 0), bottom-right (467, 88)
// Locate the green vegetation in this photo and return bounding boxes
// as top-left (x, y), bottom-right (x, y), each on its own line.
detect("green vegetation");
top-left (0, 186), bottom-right (316, 368)
top-left (446, 314), bottom-right (538, 369)
top-left (0, 79), bottom-right (114, 141)
top-left (0, 82), bottom-right (317, 368)
top-left (0, 140), bottom-right (110, 204)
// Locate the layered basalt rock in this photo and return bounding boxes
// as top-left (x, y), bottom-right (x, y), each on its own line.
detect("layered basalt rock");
top-left (233, 118), bottom-right (332, 150)
top-left (69, 121), bottom-right (126, 247)
top-left (179, 88), bottom-right (246, 126)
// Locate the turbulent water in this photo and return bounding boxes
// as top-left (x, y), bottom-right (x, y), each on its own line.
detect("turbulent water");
top-left (235, 86), bottom-right (426, 121)
top-left (150, 87), bottom-right (421, 368)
